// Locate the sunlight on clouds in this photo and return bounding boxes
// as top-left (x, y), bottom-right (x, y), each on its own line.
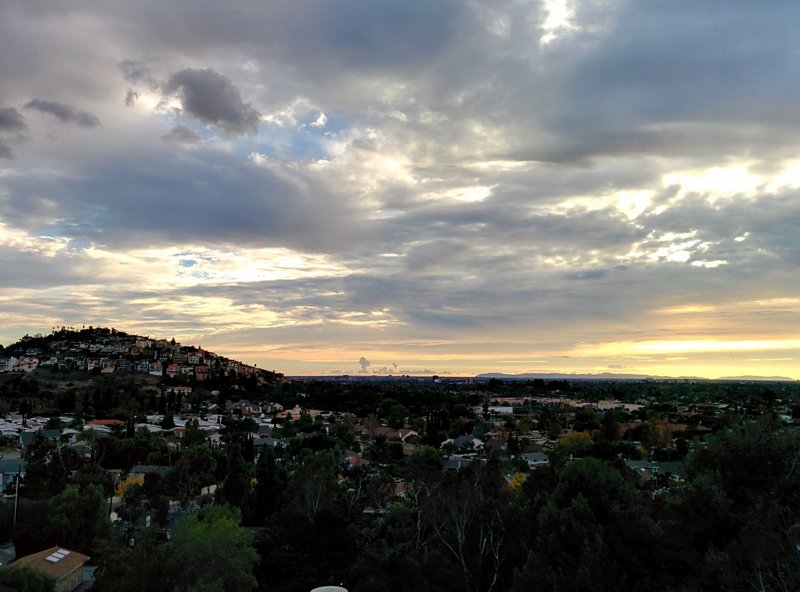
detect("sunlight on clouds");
top-left (662, 163), bottom-right (763, 204)
top-left (691, 259), bottom-right (727, 268)
top-left (656, 304), bottom-right (717, 315)
top-left (614, 190), bottom-right (653, 220)
top-left (261, 98), bottom-right (320, 128)
top-left (0, 223), bottom-right (71, 256)
top-left (467, 160), bottom-right (534, 173)
top-left (249, 152), bottom-right (268, 164)
top-left (321, 127), bottom-right (419, 190)
top-left (144, 246), bottom-right (348, 285)
top-left (75, 244), bottom-right (350, 291)
top-left (622, 231), bottom-right (720, 265)
top-left (765, 159), bottom-right (800, 192)
top-left (553, 189), bottom-right (653, 220)
top-left (310, 112), bottom-right (327, 128)
top-left (136, 90), bottom-right (181, 115)
top-left (418, 185), bottom-right (494, 203)
top-left (540, 0), bottom-right (579, 45)
top-left (752, 297), bottom-right (800, 307)
top-left (582, 339), bottom-right (800, 356)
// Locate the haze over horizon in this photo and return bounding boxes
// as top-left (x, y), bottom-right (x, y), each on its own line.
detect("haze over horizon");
top-left (1, 1), bottom-right (799, 380)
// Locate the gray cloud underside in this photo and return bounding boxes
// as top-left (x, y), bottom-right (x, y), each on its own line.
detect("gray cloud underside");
top-left (0, 246), bottom-right (101, 289)
top-left (24, 99), bottom-right (100, 127)
top-left (161, 124), bottom-right (202, 144)
top-left (0, 107), bottom-right (27, 158)
top-left (3, 1), bottom-right (798, 164)
top-left (0, 145), bottom-right (362, 252)
top-left (0, 107), bottom-right (27, 132)
top-left (164, 68), bottom-right (260, 137)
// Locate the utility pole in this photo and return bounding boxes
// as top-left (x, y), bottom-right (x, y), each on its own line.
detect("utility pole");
top-left (12, 463), bottom-right (20, 526)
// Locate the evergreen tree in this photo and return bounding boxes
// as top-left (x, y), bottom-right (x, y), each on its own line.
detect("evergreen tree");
top-left (250, 446), bottom-right (286, 525)
top-left (22, 433), bottom-right (75, 499)
top-left (217, 441), bottom-right (252, 511)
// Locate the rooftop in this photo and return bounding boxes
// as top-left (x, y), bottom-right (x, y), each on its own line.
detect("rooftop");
top-left (13, 546), bottom-right (90, 581)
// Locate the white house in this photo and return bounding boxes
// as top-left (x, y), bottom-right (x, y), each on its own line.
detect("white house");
top-left (0, 357), bottom-right (19, 372)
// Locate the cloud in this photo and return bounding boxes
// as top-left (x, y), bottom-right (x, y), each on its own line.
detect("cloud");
top-left (24, 99), bottom-right (101, 127)
top-left (358, 356), bottom-right (370, 373)
top-left (164, 68), bottom-right (261, 137)
top-left (124, 89), bottom-right (140, 107)
top-left (0, 107), bottom-right (28, 158)
top-left (161, 124), bottom-right (202, 144)
top-left (0, 107), bottom-right (27, 133)
top-left (120, 59), bottom-right (156, 86)
top-left (0, 143), bottom-right (363, 252)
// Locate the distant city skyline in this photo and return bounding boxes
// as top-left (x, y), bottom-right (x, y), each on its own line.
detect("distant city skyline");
top-left (1, 1), bottom-right (799, 379)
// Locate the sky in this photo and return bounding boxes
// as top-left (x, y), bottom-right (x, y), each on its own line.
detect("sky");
top-left (1, 0), bottom-right (799, 379)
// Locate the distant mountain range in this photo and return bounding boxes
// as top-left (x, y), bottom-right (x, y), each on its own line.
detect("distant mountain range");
top-left (475, 372), bottom-right (796, 382)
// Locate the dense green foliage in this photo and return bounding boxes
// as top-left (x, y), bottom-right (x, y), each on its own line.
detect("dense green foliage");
top-left (0, 565), bottom-right (54, 592)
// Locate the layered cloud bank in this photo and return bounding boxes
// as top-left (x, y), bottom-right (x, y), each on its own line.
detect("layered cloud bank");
top-left (1, 0), bottom-right (799, 378)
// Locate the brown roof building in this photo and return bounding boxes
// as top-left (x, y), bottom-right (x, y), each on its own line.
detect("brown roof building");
top-left (13, 546), bottom-right (90, 592)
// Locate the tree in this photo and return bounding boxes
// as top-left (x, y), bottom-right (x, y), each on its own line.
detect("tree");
top-left (659, 419), bottom-right (800, 590)
top-left (47, 484), bottom-right (111, 556)
top-left (93, 525), bottom-right (178, 592)
top-left (557, 430), bottom-right (593, 457)
top-left (166, 444), bottom-right (215, 505)
top-left (388, 404), bottom-right (409, 429)
top-left (287, 449), bottom-right (341, 523)
top-left (257, 448), bottom-right (356, 592)
top-left (182, 418), bottom-right (206, 447)
top-left (22, 434), bottom-right (76, 499)
top-left (171, 505), bottom-right (258, 592)
top-left (421, 460), bottom-right (510, 592)
top-left (513, 458), bottom-right (658, 592)
top-left (249, 446), bottom-right (286, 525)
top-left (217, 442), bottom-right (252, 511)
top-left (0, 565), bottom-right (55, 592)
top-left (160, 413), bottom-right (175, 430)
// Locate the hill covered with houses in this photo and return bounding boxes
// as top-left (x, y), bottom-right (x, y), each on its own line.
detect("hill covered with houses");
top-left (0, 326), bottom-right (278, 382)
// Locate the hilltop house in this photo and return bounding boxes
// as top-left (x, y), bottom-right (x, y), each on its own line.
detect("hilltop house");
top-left (0, 357), bottom-right (19, 372)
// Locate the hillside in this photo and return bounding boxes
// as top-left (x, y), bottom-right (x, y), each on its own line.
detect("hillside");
top-left (0, 326), bottom-right (282, 418)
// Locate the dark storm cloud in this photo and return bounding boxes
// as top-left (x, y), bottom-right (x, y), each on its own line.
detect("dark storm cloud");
top-left (164, 68), bottom-right (261, 137)
top-left (24, 99), bottom-right (101, 127)
top-left (161, 124), bottom-right (202, 144)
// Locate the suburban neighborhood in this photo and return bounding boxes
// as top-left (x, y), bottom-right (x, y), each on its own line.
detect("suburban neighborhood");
top-left (0, 327), bottom-right (798, 591)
